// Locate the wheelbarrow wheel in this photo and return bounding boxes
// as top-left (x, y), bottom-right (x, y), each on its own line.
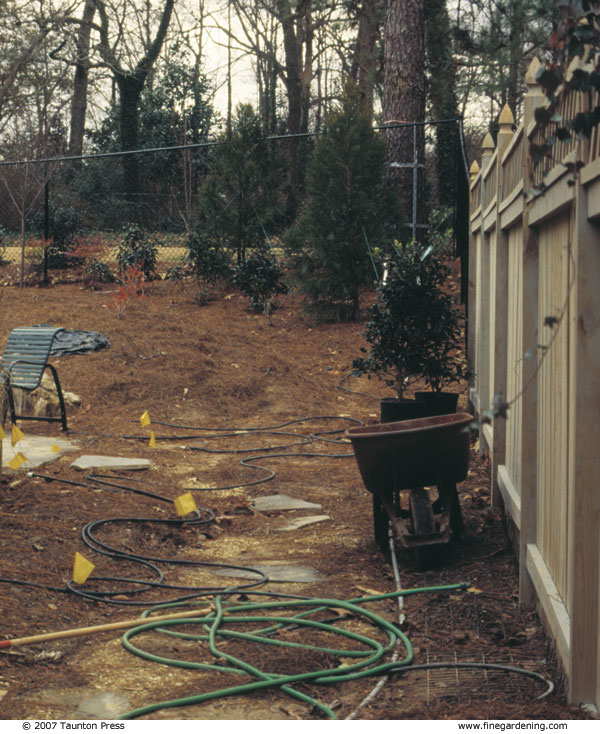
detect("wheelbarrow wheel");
top-left (372, 494), bottom-right (389, 552)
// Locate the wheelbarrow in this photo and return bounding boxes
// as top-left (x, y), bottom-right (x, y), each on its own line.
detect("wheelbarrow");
top-left (346, 413), bottom-right (473, 558)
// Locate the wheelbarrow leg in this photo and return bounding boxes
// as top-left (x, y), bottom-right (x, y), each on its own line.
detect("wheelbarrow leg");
top-left (437, 480), bottom-right (464, 539)
top-left (372, 494), bottom-right (389, 552)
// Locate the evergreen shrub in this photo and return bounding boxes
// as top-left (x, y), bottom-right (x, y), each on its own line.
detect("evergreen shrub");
top-left (285, 81), bottom-right (399, 323)
top-left (232, 250), bottom-right (287, 316)
top-left (115, 223), bottom-right (157, 280)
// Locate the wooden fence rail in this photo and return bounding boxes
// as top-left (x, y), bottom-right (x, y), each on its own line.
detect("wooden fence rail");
top-left (468, 57), bottom-right (600, 710)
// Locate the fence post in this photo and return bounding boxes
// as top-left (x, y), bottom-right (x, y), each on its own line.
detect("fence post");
top-left (469, 160), bottom-right (479, 186)
top-left (475, 134), bottom-right (495, 445)
top-left (519, 57), bottom-right (544, 606)
top-left (467, 159), bottom-right (480, 414)
top-left (567, 73), bottom-right (600, 706)
top-left (488, 105), bottom-right (514, 505)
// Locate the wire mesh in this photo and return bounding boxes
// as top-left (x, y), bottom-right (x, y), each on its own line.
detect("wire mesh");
top-left (0, 120), bottom-right (469, 285)
top-left (414, 569), bottom-right (552, 705)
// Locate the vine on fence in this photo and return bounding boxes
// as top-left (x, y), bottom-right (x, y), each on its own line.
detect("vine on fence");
top-left (473, 2), bottom-right (595, 430)
top-left (529, 1), bottom-right (600, 190)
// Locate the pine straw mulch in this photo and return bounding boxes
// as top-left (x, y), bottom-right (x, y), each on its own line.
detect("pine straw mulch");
top-left (0, 274), bottom-right (594, 721)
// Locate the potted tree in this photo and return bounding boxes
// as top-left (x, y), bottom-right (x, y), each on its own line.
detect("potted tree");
top-left (352, 242), bottom-right (469, 422)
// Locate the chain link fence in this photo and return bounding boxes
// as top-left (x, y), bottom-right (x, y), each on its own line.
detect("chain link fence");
top-left (0, 120), bottom-right (469, 293)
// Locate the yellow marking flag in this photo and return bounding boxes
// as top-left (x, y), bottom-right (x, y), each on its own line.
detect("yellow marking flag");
top-left (174, 492), bottom-right (197, 517)
top-left (140, 410), bottom-right (151, 427)
top-left (149, 432), bottom-right (156, 448)
top-left (8, 452), bottom-right (27, 470)
top-left (0, 424), bottom-right (6, 440)
top-left (51, 444), bottom-right (62, 453)
top-left (72, 552), bottom-right (95, 584)
top-left (11, 425), bottom-right (25, 446)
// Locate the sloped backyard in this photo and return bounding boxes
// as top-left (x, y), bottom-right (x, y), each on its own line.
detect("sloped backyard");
top-left (0, 277), bottom-right (592, 721)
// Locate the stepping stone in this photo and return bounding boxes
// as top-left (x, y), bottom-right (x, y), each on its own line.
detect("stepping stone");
top-left (2, 435), bottom-right (78, 471)
top-left (251, 494), bottom-right (322, 512)
top-left (71, 455), bottom-right (152, 471)
top-left (278, 515), bottom-right (331, 532)
top-left (76, 692), bottom-right (131, 718)
top-left (212, 563), bottom-right (325, 583)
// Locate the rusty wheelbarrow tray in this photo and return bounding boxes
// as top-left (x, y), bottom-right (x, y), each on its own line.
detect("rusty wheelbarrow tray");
top-left (346, 413), bottom-right (473, 554)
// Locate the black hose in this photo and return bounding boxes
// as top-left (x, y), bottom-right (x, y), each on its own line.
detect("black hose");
top-left (13, 415), bottom-right (360, 603)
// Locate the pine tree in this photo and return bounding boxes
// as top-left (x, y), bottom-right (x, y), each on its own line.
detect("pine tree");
top-left (197, 104), bottom-right (288, 264)
top-left (285, 81), bottom-right (399, 323)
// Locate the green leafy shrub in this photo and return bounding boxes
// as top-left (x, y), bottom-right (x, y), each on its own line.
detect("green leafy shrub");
top-left (232, 251), bottom-right (287, 315)
top-left (115, 223), bottom-right (157, 280)
top-left (164, 264), bottom-right (189, 288)
top-left (185, 233), bottom-right (230, 285)
top-left (352, 243), bottom-right (468, 397)
top-left (83, 259), bottom-right (116, 289)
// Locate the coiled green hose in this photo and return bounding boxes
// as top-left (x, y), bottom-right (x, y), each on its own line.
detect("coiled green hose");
top-left (119, 583), bottom-right (469, 719)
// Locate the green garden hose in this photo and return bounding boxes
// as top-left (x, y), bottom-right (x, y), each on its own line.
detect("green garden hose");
top-left (119, 582), bottom-right (469, 719)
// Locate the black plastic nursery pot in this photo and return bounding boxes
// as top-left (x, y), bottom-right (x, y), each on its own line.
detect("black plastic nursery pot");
top-left (380, 392), bottom-right (459, 423)
top-left (413, 391), bottom-right (459, 417)
top-left (380, 397), bottom-right (426, 423)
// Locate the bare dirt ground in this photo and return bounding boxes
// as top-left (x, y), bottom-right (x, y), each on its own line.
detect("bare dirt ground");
top-left (0, 270), bottom-right (594, 721)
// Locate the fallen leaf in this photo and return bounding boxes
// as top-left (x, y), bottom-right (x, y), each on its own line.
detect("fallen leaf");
top-left (355, 585), bottom-right (385, 597)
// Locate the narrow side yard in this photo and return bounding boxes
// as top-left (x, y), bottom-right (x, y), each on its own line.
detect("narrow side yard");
top-left (0, 281), bottom-right (592, 720)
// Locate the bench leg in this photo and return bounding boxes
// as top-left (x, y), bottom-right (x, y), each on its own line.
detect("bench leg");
top-left (44, 364), bottom-right (68, 431)
top-left (3, 367), bottom-right (68, 432)
top-left (5, 382), bottom-right (18, 428)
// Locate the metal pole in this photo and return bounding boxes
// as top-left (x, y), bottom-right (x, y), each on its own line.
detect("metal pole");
top-left (43, 166), bottom-right (49, 285)
top-left (412, 124), bottom-right (418, 241)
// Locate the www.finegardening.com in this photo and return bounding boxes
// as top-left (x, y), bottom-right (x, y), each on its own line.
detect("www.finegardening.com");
top-left (458, 724), bottom-right (568, 731)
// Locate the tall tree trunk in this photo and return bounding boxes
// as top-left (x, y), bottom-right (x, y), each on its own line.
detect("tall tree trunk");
top-left (425, 0), bottom-right (458, 207)
top-left (94, 0), bottom-right (174, 203)
top-left (278, 0), bottom-right (303, 173)
top-left (507, 0), bottom-right (525, 119)
top-left (117, 74), bottom-right (144, 198)
top-left (227, 2), bottom-right (233, 136)
top-left (276, 0), bottom-right (313, 208)
top-left (68, 0), bottom-right (96, 157)
top-left (383, 0), bottom-right (425, 240)
top-left (350, 0), bottom-right (381, 115)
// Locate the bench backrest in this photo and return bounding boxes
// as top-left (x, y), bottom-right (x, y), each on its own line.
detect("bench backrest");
top-left (1, 326), bottom-right (64, 391)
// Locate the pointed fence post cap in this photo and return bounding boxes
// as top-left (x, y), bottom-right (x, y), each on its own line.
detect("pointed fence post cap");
top-left (470, 160), bottom-right (480, 184)
top-left (525, 57), bottom-right (542, 87)
top-left (482, 133), bottom-right (495, 153)
top-left (498, 104), bottom-right (515, 130)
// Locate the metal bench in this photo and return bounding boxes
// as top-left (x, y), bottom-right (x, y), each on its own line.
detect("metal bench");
top-left (1, 326), bottom-right (68, 431)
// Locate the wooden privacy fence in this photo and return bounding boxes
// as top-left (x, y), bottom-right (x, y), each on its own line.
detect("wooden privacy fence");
top-left (468, 57), bottom-right (600, 710)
